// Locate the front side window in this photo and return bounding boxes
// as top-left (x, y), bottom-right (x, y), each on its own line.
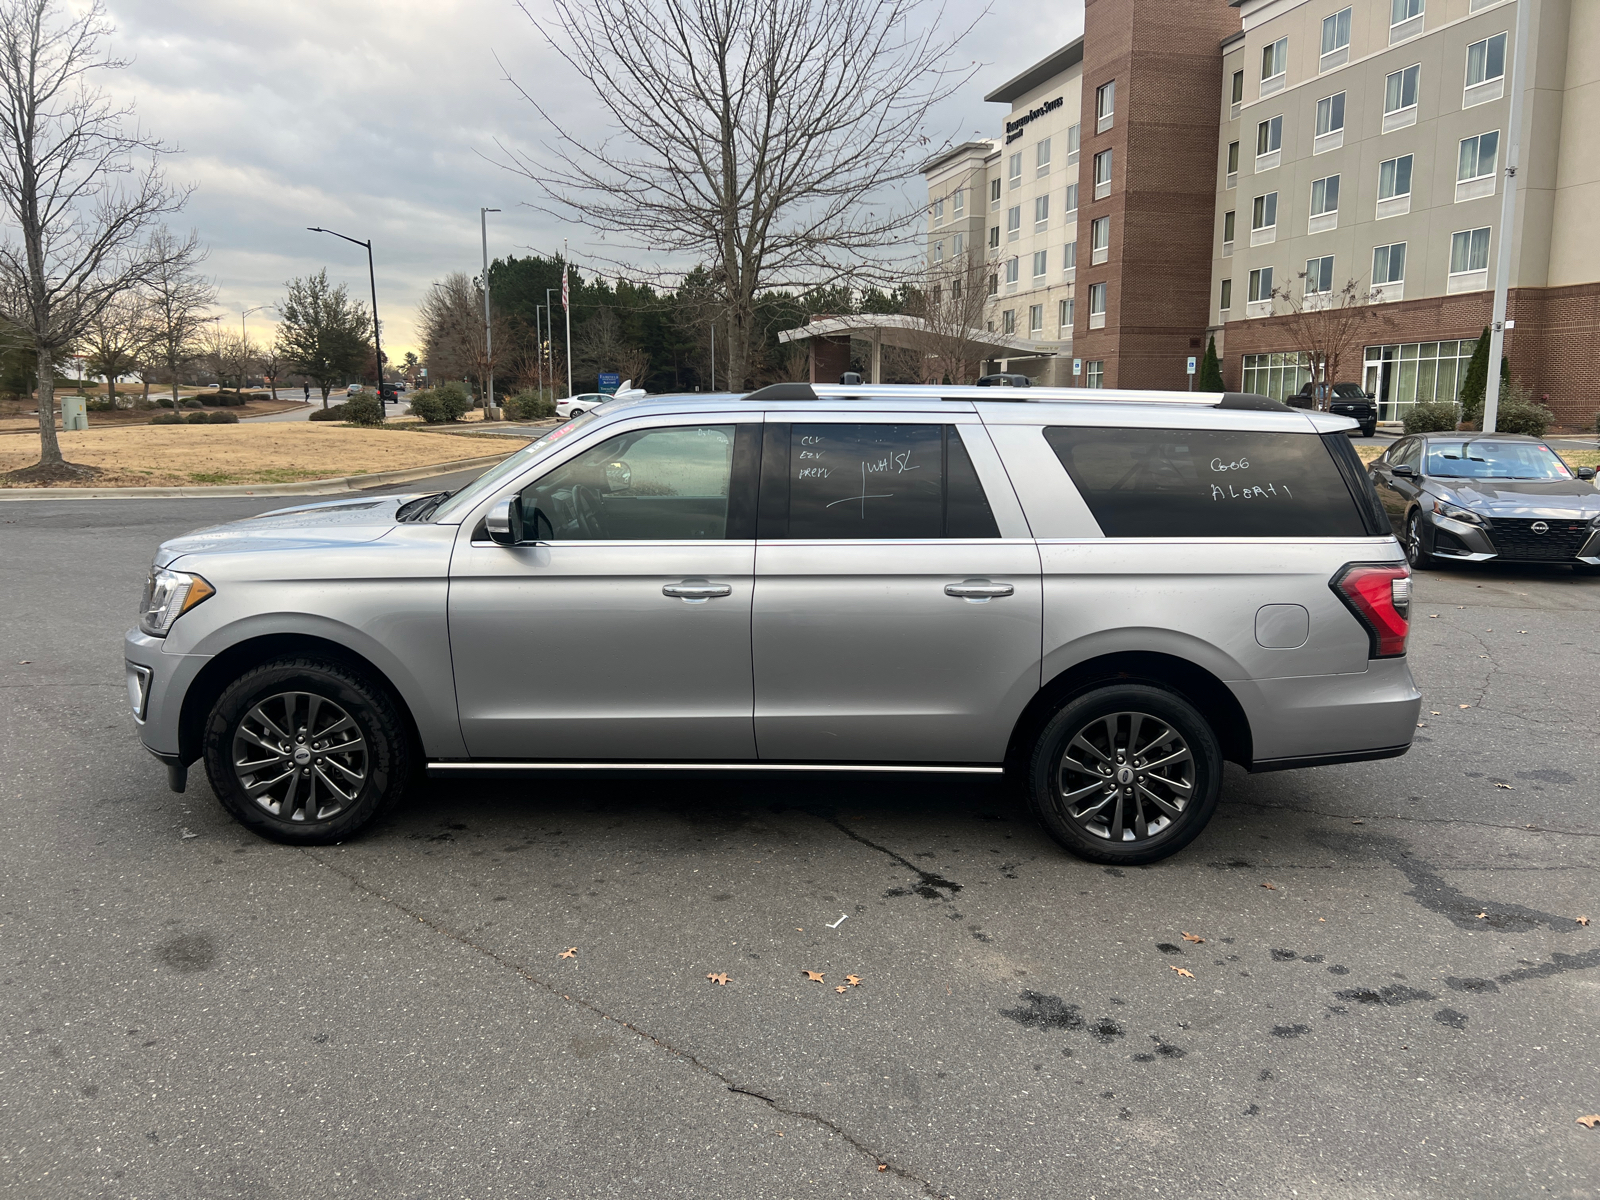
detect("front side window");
top-left (1220, 278), bottom-right (1233, 310)
top-left (519, 424), bottom-right (738, 541)
top-left (1459, 130), bottom-right (1500, 180)
top-left (1252, 191), bottom-right (1278, 230)
top-left (1032, 249), bottom-right (1048, 278)
top-left (1036, 138), bottom-right (1051, 174)
top-left (1391, 0), bottom-right (1423, 24)
top-left (1009, 152), bottom-right (1023, 188)
top-left (1322, 7), bottom-right (1352, 54)
top-left (1465, 32), bottom-right (1506, 86)
top-left (1385, 64), bottom-right (1420, 113)
top-left (1248, 266), bottom-right (1274, 302)
top-left (1305, 254), bottom-right (1334, 294)
top-left (1261, 37), bottom-right (1288, 82)
top-left (1043, 426), bottom-right (1371, 537)
top-left (1373, 241), bottom-right (1406, 284)
top-left (1029, 303), bottom-right (1043, 333)
top-left (1316, 92), bottom-right (1345, 135)
top-left (1378, 154), bottom-right (1414, 199)
top-left (782, 424), bottom-right (998, 540)
top-left (1089, 281), bottom-right (1108, 316)
top-left (1256, 115), bottom-right (1283, 154)
top-left (1450, 226), bottom-right (1491, 274)
top-left (1034, 195), bottom-right (1049, 227)
top-left (1310, 174), bottom-right (1340, 215)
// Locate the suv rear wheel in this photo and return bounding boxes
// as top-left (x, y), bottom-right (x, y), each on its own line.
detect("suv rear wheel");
top-left (1026, 683), bottom-right (1222, 865)
top-left (203, 656), bottom-right (412, 844)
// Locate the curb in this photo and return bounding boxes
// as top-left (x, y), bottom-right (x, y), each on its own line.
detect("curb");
top-left (0, 451), bottom-right (517, 501)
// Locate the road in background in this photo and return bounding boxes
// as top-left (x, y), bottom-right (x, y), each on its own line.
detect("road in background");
top-left (1, 490), bottom-right (1596, 1198)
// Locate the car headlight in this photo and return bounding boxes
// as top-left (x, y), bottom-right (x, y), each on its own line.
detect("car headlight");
top-left (139, 568), bottom-right (215, 637)
top-left (1432, 499), bottom-right (1483, 525)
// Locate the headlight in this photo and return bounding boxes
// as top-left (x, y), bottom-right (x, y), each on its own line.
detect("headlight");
top-left (1432, 499), bottom-right (1483, 525)
top-left (138, 568), bottom-right (215, 637)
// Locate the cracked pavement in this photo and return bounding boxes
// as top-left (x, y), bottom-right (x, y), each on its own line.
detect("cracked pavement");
top-left (2, 495), bottom-right (1598, 1198)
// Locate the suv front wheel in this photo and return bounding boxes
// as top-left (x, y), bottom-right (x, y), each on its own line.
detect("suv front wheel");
top-left (1026, 683), bottom-right (1222, 865)
top-left (203, 656), bottom-right (412, 844)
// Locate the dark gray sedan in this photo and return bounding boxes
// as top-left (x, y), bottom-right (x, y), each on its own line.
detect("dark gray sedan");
top-left (1369, 433), bottom-right (1600, 572)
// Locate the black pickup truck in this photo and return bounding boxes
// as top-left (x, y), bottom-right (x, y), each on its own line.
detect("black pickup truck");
top-left (1288, 381), bottom-right (1378, 436)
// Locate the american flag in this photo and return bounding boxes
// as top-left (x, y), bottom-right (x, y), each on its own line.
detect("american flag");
top-left (562, 264), bottom-right (568, 313)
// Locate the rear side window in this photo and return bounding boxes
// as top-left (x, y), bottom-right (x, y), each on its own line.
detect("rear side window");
top-left (1043, 426), bottom-right (1371, 537)
top-left (762, 424), bottom-right (1000, 539)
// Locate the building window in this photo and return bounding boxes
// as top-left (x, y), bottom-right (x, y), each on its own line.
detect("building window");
top-left (1066, 123), bottom-right (1080, 164)
top-left (1305, 254), bottom-right (1334, 295)
top-left (1248, 267), bottom-right (1274, 302)
top-left (952, 188), bottom-right (964, 216)
top-left (1251, 191), bottom-right (1278, 244)
top-left (1465, 32), bottom-right (1507, 105)
top-left (1261, 37), bottom-right (1288, 89)
top-left (1372, 241), bottom-right (1406, 285)
top-left (1459, 131), bottom-right (1499, 181)
top-left (930, 284), bottom-right (942, 308)
top-left (987, 273), bottom-right (998, 296)
top-left (932, 241), bottom-right (943, 264)
top-left (990, 178), bottom-right (1001, 210)
top-left (1242, 351), bottom-right (1312, 401)
top-left (1032, 250), bottom-right (1048, 279)
top-left (1036, 138), bottom-right (1051, 176)
top-left (1094, 149), bottom-right (1113, 199)
top-left (1005, 256), bottom-right (1019, 284)
top-left (1450, 226), bottom-right (1491, 276)
top-left (951, 276), bottom-right (962, 300)
top-left (1029, 303), bottom-right (1043, 334)
top-left (1096, 80), bottom-right (1115, 132)
top-left (1391, 0), bottom-right (1424, 24)
top-left (1086, 360), bottom-right (1104, 389)
top-left (986, 320), bottom-right (994, 332)
top-left (1310, 175), bottom-right (1340, 217)
top-left (1231, 70), bottom-right (1244, 105)
top-left (1315, 92), bottom-right (1345, 144)
top-left (1377, 153), bottom-right (1413, 218)
top-left (1064, 182), bottom-right (1078, 213)
top-left (952, 232), bottom-right (964, 256)
top-left (1383, 64), bottom-right (1421, 129)
top-left (989, 225), bottom-right (999, 249)
top-left (933, 198), bottom-right (944, 226)
top-left (1060, 296), bottom-right (1074, 329)
top-left (1088, 282), bottom-right (1107, 330)
top-left (1223, 209), bottom-right (1236, 248)
top-left (1321, 7), bottom-right (1352, 59)
top-left (1256, 115), bottom-right (1282, 156)
top-left (1006, 205), bottom-right (1021, 241)
top-left (1002, 309), bottom-right (1015, 334)
top-left (1034, 195), bottom-right (1049, 231)
top-left (1220, 278), bottom-right (1233, 310)
top-left (1090, 215), bottom-right (1110, 265)
top-left (1063, 240), bottom-right (1077, 272)
top-left (1226, 141), bottom-right (1238, 185)
top-left (1364, 339), bottom-right (1477, 422)
top-left (1009, 152), bottom-right (1022, 189)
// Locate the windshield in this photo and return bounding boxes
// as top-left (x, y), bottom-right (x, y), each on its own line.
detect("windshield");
top-left (430, 411), bottom-right (602, 522)
top-left (1425, 440), bottom-right (1574, 481)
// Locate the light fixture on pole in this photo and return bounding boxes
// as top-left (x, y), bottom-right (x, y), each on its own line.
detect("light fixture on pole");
top-left (308, 226), bottom-right (387, 406)
top-left (480, 208), bottom-right (501, 411)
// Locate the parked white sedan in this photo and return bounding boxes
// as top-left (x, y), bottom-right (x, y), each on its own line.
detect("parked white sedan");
top-left (556, 392), bottom-right (610, 420)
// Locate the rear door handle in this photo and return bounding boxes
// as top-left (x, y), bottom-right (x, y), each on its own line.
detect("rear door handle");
top-left (945, 579), bottom-right (1014, 600)
top-left (663, 580), bottom-right (732, 601)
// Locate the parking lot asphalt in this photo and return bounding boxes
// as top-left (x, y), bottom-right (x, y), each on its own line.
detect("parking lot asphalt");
top-left (2, 490), bottom-right (1597, 1199)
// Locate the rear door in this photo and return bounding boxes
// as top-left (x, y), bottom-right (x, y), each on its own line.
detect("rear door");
top-left (750, 416), bottom-right (1041, 763)
top-left (1371, 437), bottom-right (1420, 532)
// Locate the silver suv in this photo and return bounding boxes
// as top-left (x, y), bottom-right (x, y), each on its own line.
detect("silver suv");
top-left (125, 384), bottom-right (1420, 864)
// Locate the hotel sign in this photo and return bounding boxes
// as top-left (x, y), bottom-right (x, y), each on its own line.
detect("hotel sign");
top-left (1005, 96), bottom-right (1064, 143)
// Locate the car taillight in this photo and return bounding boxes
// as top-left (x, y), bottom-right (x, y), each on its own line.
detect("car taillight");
top-left (1330, 562), bottom-right (1411, 658)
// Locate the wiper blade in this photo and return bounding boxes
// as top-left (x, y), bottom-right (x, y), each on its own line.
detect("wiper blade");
top-left (395, 490), bottom-right (452, 521)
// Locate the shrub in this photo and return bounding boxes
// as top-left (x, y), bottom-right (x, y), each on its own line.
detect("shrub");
top-left (207, 409), bottom-right (240, 424)
top-left (86, 397), bottom-right (115, 412)
top-left (407, 391), bottom-right (446, 423)
top-left (157, 397), bottom-right (174, 408)
top-left (1403, 401), bottom-right (1460, 434)
top-left (343, 394), bottom-right (384, 425)
top-left (1494, 399), bottom-right (1550, 438)
top-left (184, 410), bottom-right (213, 424)
top-left (179, 398), bottom-right (203, 410)
top-left (507, 390), bottom-right (556, 421)
top-left (309, 403), bottom-right (347, 422)
top-left (149, 412), bottom-right (183, 425)
top-left (436, 380), bottom-right (472, 422)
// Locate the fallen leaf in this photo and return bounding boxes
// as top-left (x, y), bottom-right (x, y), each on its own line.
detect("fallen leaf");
top-left (878, 1163), bottom-right (888, 1170)
top-left (803, 970), bottom-right (824, 982)
top-left (1352, 818), bottom-right (1365, 824)
top-left (1169, 966), bottom-right (1195, 979)
top-left (559, 947), bottom-right (577, 959)
top-left (1430, 711), bottom-right (1440, 715)
top-left (1518, 630), bottom-right (1527, 634)
top-left (1493, 782), bottom-right (1513, 790)
top-left (1459, 704), bottom-right (1471, 709)
top-left (1476, 912), bottom-right (1488, 920)
top-left (17, 660), bottom-right (30, 664)
top-left (836, 985), bottom-right (848, 993)
top-left (1577, 916), bottom-right (1591, 927)
top-left (1261, 882), bottom-right (1277, 890)
top-left (1427, 614), bottom-right (1439, 618)
top-left (846, 974), bottom-right (862, 986)
top-left (707, 972), bottom-right (730, 986)
top-left (1181, 932), bottom-right (1205, 944)
top-left (1578, 1115), bottom-right (1600, 1129)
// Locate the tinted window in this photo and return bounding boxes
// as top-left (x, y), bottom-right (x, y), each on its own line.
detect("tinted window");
top-left (520, 424), bottom-right (737, 540)
top-left (1043, 426), bottom-right (1370, 537)
top-left (773, 424), bottom-right (1000, 539)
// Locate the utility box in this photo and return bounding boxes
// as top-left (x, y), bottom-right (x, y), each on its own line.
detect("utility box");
top-left (61, 394), bottom-right (88, 431)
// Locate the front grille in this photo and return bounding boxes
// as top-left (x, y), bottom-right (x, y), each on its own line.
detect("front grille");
top-left (1486, 517), bottom-right (1594, 561)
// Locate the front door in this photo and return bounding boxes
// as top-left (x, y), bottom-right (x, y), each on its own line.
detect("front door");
top-left (751, 419), bottom-right (1041, 764)
top-left (449, 420), bottom-right (760, 760)
top-left (1372, 436), bottom-right (1421, 532)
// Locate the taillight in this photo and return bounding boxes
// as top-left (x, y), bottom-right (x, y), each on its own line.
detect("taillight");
top-left (1330, 562), bottom-right (1411, 658)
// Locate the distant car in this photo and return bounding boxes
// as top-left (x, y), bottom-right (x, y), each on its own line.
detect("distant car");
top-left (393, 382), bottom-right (407, 394)
top-left (1290, 382), bottom-right (1378, 437)
top-left (556, 392), bottom-right (610, 420)
top-left (204, 384), bottom-right (220, 390)
top-left (346, 384), bottom-right (363, 396)
top-left (1368, 433), bottom-right (1600, 572)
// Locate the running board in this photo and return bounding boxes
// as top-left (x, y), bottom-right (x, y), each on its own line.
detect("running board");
top-left (427, 761), bottom-right (1004, 775)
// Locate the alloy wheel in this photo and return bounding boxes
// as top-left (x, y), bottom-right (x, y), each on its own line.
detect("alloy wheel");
top-left (1056, 711), bottom-right (1194, 842)
top-left (1407, 513), bottom-right (1424, 566)
top-left (231, 691), bottom-right (368, 823)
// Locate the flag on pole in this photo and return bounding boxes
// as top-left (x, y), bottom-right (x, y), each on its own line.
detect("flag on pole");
top-left (562, 265), bottom-right (569, 313)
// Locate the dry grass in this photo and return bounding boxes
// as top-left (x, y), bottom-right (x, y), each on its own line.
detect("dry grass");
top-left (0, 423), bottom-right (527, 488)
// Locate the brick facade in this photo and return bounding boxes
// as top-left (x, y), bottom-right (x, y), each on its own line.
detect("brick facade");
top-left (1074, 0), bottom-right (1238, 390)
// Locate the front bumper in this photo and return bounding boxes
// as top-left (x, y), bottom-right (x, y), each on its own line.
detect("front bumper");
top-left (124, 628), bottom-right (211, 761)
top-left (1428, 512), bottom-right (1600, 564)
top-left (1230, 656), bottom-right (1422, 768)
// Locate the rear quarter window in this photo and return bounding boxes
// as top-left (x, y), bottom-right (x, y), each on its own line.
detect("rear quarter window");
top-left (1043, 426), bottom-right (1373, 537)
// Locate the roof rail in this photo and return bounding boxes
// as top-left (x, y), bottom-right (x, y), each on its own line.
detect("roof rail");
top-left (742, 382), bottom-right (818, 403)
top-left (737, 383), bottom-right (1295, 411)
top-left (1216, 391), bottom-right (1292, 412)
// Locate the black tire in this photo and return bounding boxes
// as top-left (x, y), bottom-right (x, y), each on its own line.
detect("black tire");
top-left (1362, 423), bottom-right (1377, 438)
top-left (1026, 683), bottom-right (1222, 865)
top-left (1405, 509), bottom-right (1436, 570)
top-left (203, 655), bottom-right (412, 844)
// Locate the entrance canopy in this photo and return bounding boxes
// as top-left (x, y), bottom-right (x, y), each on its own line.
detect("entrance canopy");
top-left (778, 314), bottom-right (1051, 383)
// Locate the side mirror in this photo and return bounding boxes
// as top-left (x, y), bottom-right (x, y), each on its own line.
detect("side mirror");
top-left (1392, 464), bottom-right (1416, 478)
top-left (1577, 466), bottom-right (1596, 481)
top-left (485, 497), bottom-right (524, 546)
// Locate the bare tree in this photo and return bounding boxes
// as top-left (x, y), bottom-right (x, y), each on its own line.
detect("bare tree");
top-left (504, 0), bottom-right (980, 391)
top-left (573, 307), bottom-right (622, 388)
top-left (614, 345), bottom-right (650, 390)
top-left (417, 271), bottom-right (478, 389)
top-left (257, 337), bottom-right (284, 402)
top-left (1270, 274), bottom-right (1373, 401)
top-left (81, 290), bottom-right (151, 405)
top-left (199, 323), bottom-right (246, 391)
top-left (143, 228), bottom-right (216, 406)
top-left (0, 0), bottom-right (191, 480)
top-left (905, 252), bottom-right (995, 385)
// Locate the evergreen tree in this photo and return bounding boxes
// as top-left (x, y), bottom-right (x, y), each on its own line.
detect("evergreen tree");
top-left (1198, 334), bottom-right (1225, 392)
top-left (1458, 327), bottom-right (1491, 410)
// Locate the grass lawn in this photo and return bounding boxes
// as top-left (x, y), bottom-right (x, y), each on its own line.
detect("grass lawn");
top-left (0, 423), bottom-right (528, 488)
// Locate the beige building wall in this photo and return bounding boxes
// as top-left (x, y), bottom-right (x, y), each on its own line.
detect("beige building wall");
top-left (1547, 0), bottom-right (1600, 284)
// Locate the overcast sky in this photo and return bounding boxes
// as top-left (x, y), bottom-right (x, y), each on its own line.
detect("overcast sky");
top-left (108, 0), bottom-right (1085, 355)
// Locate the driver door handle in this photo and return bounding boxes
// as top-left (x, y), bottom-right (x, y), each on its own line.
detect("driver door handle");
top-left (663, 580), bottom-right (732, 601)
top-left (945, 579), bottom-right (1014, 600)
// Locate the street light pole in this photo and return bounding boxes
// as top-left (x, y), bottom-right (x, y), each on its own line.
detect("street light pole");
top-left (545, 288), bottom-right (559, 395)
top-left (241, 305), bottom-right (267, 390)
top-left (1481, 0), bottom-right (1532, 435)
top-left (535, 304), bottom-right (546, 399)
top-left (563, 238), bottom-right (573, 400)
top-left (480, 207), bottom-right (501, 411)
top-left (307, 226), bottom-right (387, 408)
